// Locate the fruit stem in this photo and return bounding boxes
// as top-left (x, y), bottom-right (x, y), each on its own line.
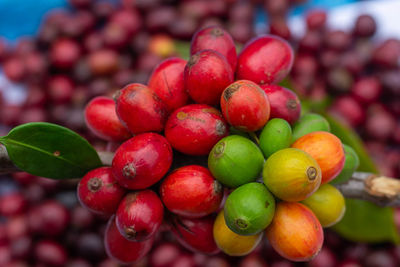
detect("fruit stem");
top-left (248, 132), bottom-right (260, 145)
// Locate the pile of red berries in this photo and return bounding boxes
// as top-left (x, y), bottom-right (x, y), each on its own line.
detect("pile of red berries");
top-left (0, 172), bottom-right (114, 267)
top-left (289, 10), bottom-right (400, 177)
top-left (0, 0), bottom-right (259, 137)
top-left (78, 25), bottom-right (353, 265)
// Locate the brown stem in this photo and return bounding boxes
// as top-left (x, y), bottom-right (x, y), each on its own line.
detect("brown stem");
top-left (334, 172), bottom-right (400, 207)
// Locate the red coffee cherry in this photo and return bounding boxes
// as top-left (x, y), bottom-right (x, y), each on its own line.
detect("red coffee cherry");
top-left (165, 104), bottom-right (228, 155)
top-left (50, 38), bottom-right (81, 69)
top-left (116, 190), bottom-right (164, 242)
top-left (184, 49), bottom-right (234, 105)
top-left (77, 167), bottom-right (126, 216)
top-left (221, 80), bottom-right (270, 132)
top-left (260, 85), bottom-right (301, 124)
top-left (236, 35), bottom-right (294, 85)
top-left (170, 215), bottom-right (220, 255)
top-left (104, 216), bottom-right (154, 265)
top-left (190, 26), bottom-right (237, 72)
top-left (148, 57), bottom-right (189, 112)
top-left (84, 96), bottom-right (131, 141)
top-left (115, 83), bottom-right (168, 134)
top-left (160, 165), bottom-right (223, 218)
top-left (112, 133), bottom-right (173, 190)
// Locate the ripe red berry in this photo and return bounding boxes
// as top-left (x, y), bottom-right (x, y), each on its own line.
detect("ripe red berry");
top-left (149, 242), bottom-right (182, 267)
top-left (351, 77), bottom-right (382, 104)
top-left (221, 80), bottom-right (270, 132)
top-left (170, 215), bottom-right (220, 255)
top-left (28, 200), bottom-right (69, 237)
top-left (110, 9), bottom-right (142, 36)
top-left (165, 104), bottom-right (228, 155)
top-left (104, 216), bottom-right (153, 265)
top-left (160, 165), bottom-right (223, 218)
top-left (50, 38), bottom-right (81, 69)
top-left (47, 75), bottom-right (74, 104)
top-left (34, 240), bottom-right (67, 266)
top-left (77, 167), bottom-right (126, 216)
top-left (353, 14), bottom-right (376, 38)
top-left (3, 57), bottom-right (26, 82)
top-left (329, 96), bottom-right (365, 127)
top-left (112, 133), bottom-right (173, 189)
top-left (184, 49), bottom-right (234, 105)
top-left (116, 190), bottom-right (164, 241)
top-left (84, 96), bottom-right (131, 141)
top-left (0, 192), bottom-right (27, 217)
top-left (306, 9), bottom-right (327, 31)
top-left (260, 85), bottom-right (301, 124)
top-left (236, 35), bottom-right (294, 85)
top-left (148, 57), bottom-right (189, 112)
top-left (115, 83), bottom-right (168, 134)
top-left (87, 49), bottom-right (119, 75)
top-left (190, 26), bottom-right (237, 72)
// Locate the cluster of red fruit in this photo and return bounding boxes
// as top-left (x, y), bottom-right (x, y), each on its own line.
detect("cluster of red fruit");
top-left (79, 26), bottom-right (350, 264)
top-left (0, 171), bottom-right (115, 267)
top-left (0, 0), bottom-right (257, 137)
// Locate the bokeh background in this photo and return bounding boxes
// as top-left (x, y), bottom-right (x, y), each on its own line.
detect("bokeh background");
top-left (0, 0), bottom-right (399, 266)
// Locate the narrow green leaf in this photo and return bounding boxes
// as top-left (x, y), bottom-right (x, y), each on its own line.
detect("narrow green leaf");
top-left (332, 199), bottom-right (400, 244)
top-left (323, 114), bottom-right (378, 173)
top-left (0, 122), bottom-right (102, 179)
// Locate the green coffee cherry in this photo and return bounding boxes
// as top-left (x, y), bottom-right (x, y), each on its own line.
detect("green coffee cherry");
top-left (330, 144), bottom-right (360, 185)
top-left (208, 135), bottom-right (264, 188)
top-left (224, 182), bottom-right (275, 235)
top-left (259, 118), bottom-right (292, 158)
top-left (292, 113), bottom-right (330, 141)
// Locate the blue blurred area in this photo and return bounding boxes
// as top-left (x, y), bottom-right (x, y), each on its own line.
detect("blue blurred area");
top-left (0, 0), bottom-right (67, 41)
top-left (0, 0), bottom-right (361, 42)
top-left (290, 0), bottom-right (357, 16)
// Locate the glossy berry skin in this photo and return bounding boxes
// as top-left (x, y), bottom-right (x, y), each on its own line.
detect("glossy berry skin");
top-left (190, 26), bottom-right (237, 72)
top-left (84, 96), bottom-right (131, 141)
top-left (105, 216), bottom-right (154, 265)
top-left (260, 85), bottom-right (301, 124)
top-left (148, 57), bottom-right (189, 112)
top-left (112, 133), bottom-right (173, 190)
top-left (292, 131), bottom-right (345, 184)
top-left (116, 190), bottom-right (164, 242)
top-left (78, 167), bottom-right (126, 216)
top-left (236, 35), bottom-right (294, 85)
top-left (165, 104), bottom-right (228, 155)
top-left (185, 50), bottom-right (234, 105)
top-left (221, 80), bottom-right (270, 132)
top-left (115, 83), bottom-right (168, 134)
top-left (160, 165), bottom-right (223, 218)
top-left (265, 202), bottom-right (324, 262)
top-left (170, 215), bottom-right (220, 255)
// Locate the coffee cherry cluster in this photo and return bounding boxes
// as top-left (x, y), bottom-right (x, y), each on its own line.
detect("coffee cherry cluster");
top-left (79, 26), bottom-right (353, 264)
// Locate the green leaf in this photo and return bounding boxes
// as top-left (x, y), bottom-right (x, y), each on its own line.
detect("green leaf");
top-left (0, 122), bottom-right (102, 179)
top-left (323, 114), bottom-right (378, 173)
top-left (332, 199), bottom-right (400, 244)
